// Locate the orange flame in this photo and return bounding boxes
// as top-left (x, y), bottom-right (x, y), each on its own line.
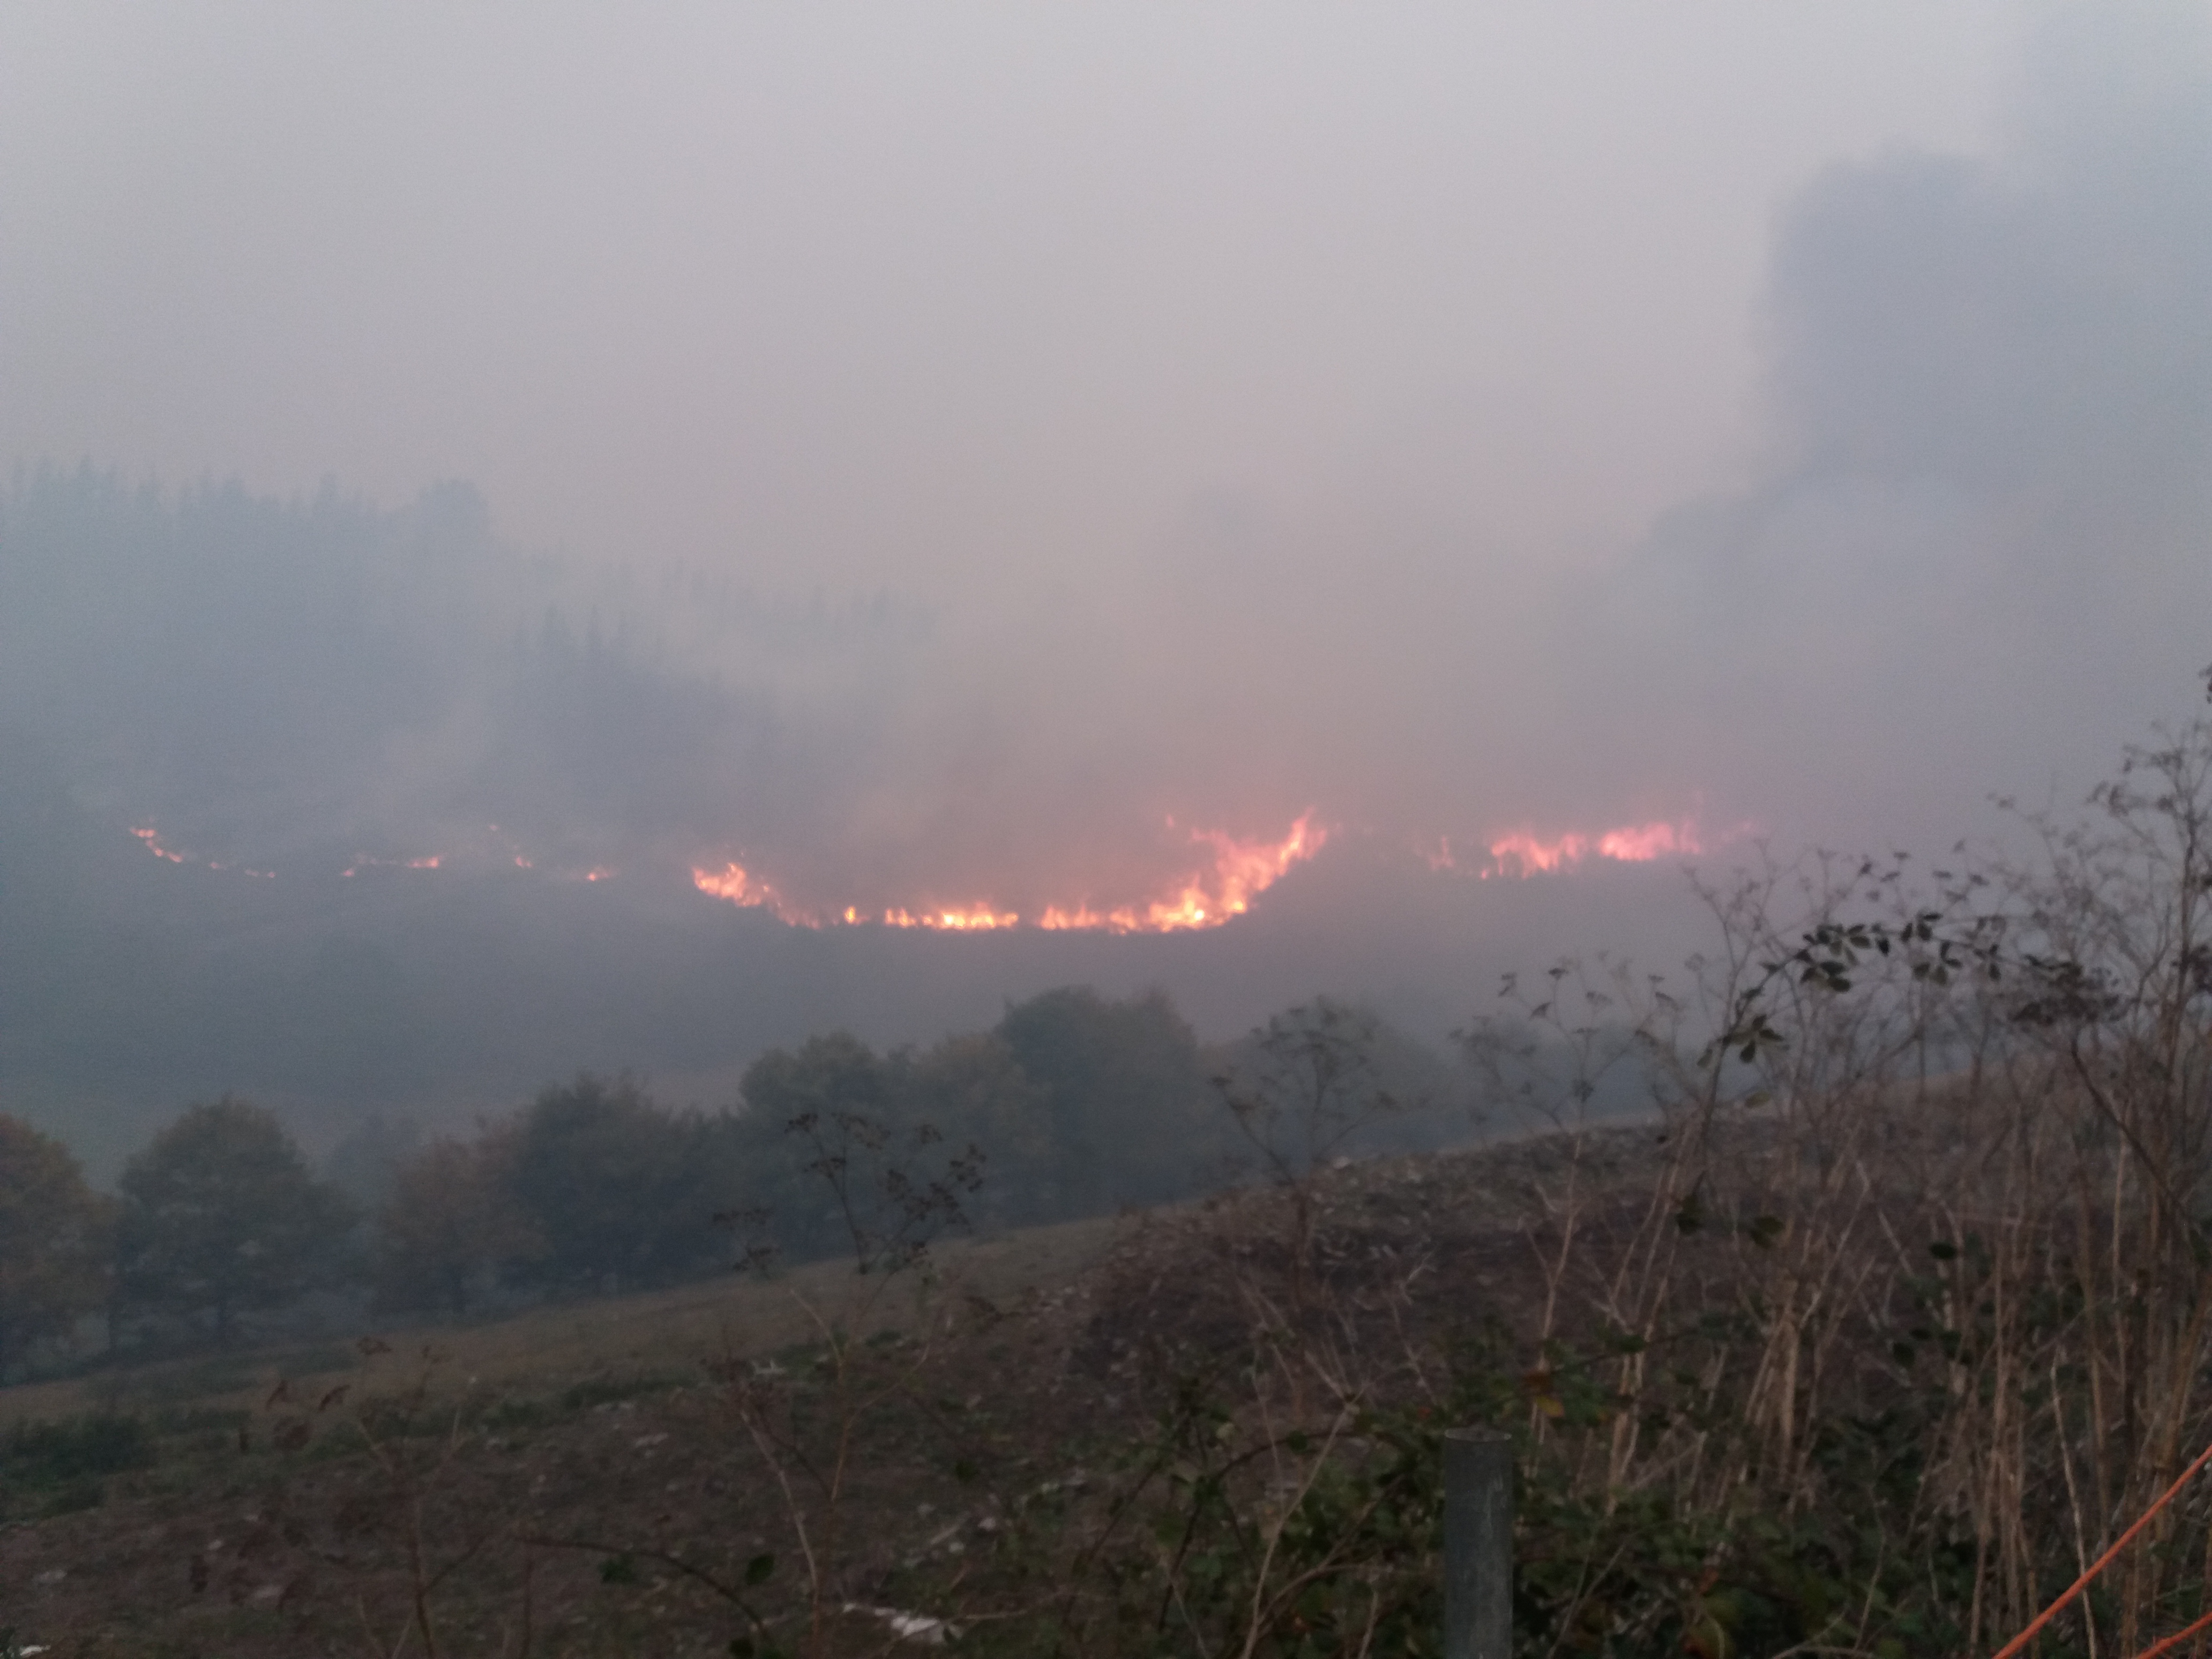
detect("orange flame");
top-left (692, 862), bottom-right (819, 928)
top-left (1040, 813), bottom-right (1328, 932)
top-left (1481, 818), bottom-right (1702, 878)
top-left (1594, 821), bottom-right (1698, 862)
top-left (690, 812), bottom-right (1325, 935)
top-left (880, 905), bottom-right (1020, 931)
top-left (1484, 830), bottom-right (1592, 875)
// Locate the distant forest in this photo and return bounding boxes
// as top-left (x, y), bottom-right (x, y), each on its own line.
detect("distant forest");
top-left (0, 470), bottom-right (954, 1169)
top-left (0, 469), bottom-right (1649, 1178)
top-left (0, 983), bottom-right (1489, 1381)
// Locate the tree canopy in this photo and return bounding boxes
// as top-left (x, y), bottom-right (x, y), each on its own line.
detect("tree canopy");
top-left (502, 1073), bottom-right (734, 1294)
top-left (371, 1125), bottom-right (539, 1316)
top-left (996, 985), bottom-right (1218, 1212)
top-left (0, 1114), bottom-right (113, 1378)
top-left (115, 1096), bottom-right (355, 1339)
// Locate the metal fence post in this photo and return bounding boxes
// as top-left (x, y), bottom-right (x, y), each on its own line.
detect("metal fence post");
top-left (1444, 1428), bottom-right (1513, 1659)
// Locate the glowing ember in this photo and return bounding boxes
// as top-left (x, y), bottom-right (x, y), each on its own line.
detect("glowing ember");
top-left (132, 824), bottom-right (277, 878)
top-left (130, 826), bottom-right (186, 863)
top-left (1481, 817), bottom-right (1703, 878)
top-left (690, 812), bottom-right (1326, 934)
top-left (341, 854), bottom-right (443, 878)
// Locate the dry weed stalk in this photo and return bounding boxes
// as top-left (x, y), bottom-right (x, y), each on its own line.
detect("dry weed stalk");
top-left (268, 1339), bottom-right (511, 1659)
top-left (1463, 696), bottom-right (2212, 1654)
top-left (712, 1105), bottom-right (985, 1659)
top-left (722, 1261), bottom-right (967, 1658)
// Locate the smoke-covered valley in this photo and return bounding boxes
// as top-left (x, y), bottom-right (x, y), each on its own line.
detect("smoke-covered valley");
top-left (0, 483), bottom-right (1701, 1171)
top-left (4, 5), bottom-right (2211, 1171)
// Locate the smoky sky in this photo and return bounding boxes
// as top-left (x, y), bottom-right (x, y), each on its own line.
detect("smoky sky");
top-left (1585, 5), bottom-right (2212, 857)
top-left (4, 5), bottom-right (2207, 917)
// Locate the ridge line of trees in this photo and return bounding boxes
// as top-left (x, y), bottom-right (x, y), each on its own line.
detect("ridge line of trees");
top-left (0, 987), bottom-right (1470, 1380)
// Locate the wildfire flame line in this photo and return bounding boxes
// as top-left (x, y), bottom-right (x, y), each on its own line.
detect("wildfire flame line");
top-left (130, 826), bottom-right (185, 863)
top-left (341, 854), bottom-right (443, 877)
top-left (692, 812), bottom-right (1326, 934)
top-left (691, 862), bottom-right (813, 925)
top-left (130, 808), bottom-right (1718, 909)
top-left (131, 825), bottom-right (275, 878)
top-left (1474, 817), bottom-right (1704, 878)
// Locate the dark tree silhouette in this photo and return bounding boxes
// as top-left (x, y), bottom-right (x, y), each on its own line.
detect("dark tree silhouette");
top-left (996, 985), bottom-right (1217, 1212)
top-left (116, 1096), bottom-right (355, 1340)
top-left (502, 1073), bottom-right (732, 1294)
top-left (371, 1125), bottom-right (540, 1315)
top-left (0, 1114), bottom-right (113, 1378)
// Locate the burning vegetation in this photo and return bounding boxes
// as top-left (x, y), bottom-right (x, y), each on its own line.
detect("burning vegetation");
top-left (19, 696), bottom-right (2212, 1658)
top-left (124, 802), bottom-right (1722, 933)
top-left (687, 809), bottom-right (1720, 934)
top-left (690, 812), bottom-right (1329, 933)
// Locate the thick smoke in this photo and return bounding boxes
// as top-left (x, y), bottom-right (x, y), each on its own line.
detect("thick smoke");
top-left (0, 472), bottom-right (935, 888)
top-left (8, 8), bottom-right (2212, 911)
top-left (1586, 5), bottom-right (2212, 855)
top-left (5, 8), bottom-right (2212, 1161)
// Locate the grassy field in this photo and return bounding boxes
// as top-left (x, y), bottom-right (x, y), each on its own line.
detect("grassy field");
top-left (0, 1125), bottom-right (1680, 1658)
top-left (0, 1143), bottom-right (1540, 1657)
top-left (10, 1097), bottom-right (2194, 1659)
top-left (0, 1212), bottom-right (1123, 1432)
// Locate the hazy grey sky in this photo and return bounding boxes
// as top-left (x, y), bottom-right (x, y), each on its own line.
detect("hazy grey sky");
top-left (8, 5), bottom-right (2206, 919)
top-left (2, 6), bottom-right (2010, 583)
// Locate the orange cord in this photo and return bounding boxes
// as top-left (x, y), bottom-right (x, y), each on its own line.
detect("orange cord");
top-left (1988, 1438), bottom-right (2212, 1659)
top-left (2130, 1605), bottom-right (2212, 1659)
